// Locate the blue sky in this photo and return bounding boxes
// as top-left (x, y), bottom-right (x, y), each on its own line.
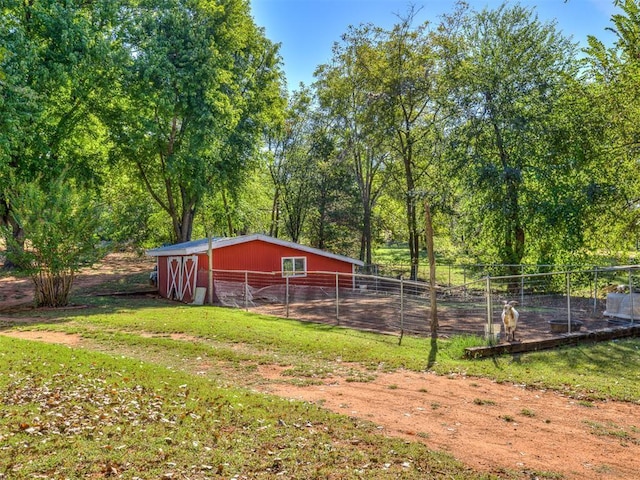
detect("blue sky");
top-left (250, 0), bottom-right (619, 89)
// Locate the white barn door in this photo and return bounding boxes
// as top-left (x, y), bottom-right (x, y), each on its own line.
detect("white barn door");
top-left (167, 257), bottom-right (183, 300)
top-left (181, 256), bottom-right (198, 303)
top-left (166, 256), bottom-right (198, 302)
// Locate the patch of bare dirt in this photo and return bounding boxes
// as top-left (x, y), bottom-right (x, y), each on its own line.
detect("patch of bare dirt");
top-left (0, 252), bottom-right (155, 311)
top-left (1, 253), bottom-right (640, 479)
top-left (257, 365), bottom-right (640, 479)
top-left (0, 330), bottom-right (81, 346)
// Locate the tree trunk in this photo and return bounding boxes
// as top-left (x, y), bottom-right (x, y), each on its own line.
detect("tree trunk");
top-left (178, 204), bottom-right (195, 243)
top-left (221, 189), bottom-right (234, 237)
top-left (401, 130), bottom-right (419, 281)
top-left (362, 205), bottom-right (373, 266)
top-left (491, 113), bottom-right (524, 287)
top-left (315, 190), bottom-right (328, 250)
top-left (406, 195), bottom-right (419, 280)
top-left (504, 175), bottom-right (524, 292)
top-left (32, 271), bottom-right (74, 307)
top-left (269, 189), bottom-right (280, 238)
top-left (1, 197), bottom-right (25, 270)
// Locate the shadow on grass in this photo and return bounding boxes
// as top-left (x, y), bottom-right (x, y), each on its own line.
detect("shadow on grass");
top-left (0, 291), bottom-right (166, 332)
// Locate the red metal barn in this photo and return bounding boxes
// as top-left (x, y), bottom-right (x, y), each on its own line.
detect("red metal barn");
top-left (146, 234), bottom-right (364, 303)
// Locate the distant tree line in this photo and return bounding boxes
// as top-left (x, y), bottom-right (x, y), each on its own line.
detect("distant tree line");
top-left (1, 0), bottom-right (639, 306)
top-left (266, 1), bottom-right (640, 279)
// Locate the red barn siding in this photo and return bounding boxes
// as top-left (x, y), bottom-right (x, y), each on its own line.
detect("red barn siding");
top-left (157, 257), bottom-right (168, 298)
top-left (152, 237), bottom-right (359, 303)
top-left (211, 240), bottom-right (353, 274)
top-left (190, 240), bottom-right (354, 290)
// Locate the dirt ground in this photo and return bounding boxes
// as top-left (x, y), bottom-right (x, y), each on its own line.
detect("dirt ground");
top-left (1, 254), bottom-right (640, 479)
top-left (0, 252), bottom-right (156, 312)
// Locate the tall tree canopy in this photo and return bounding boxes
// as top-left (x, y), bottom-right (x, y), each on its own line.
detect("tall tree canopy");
top-left (373, 11), bottom-right (449, 280)
top-left (107, 0), bottom-right (284, 243)
top-left (315, 23), bottom-right (391, 265)
top-left (314, 9), bottom-right (452, 278)
top-left (1, 0), bottom-right (121, 263)
top-left (586, 0), bottom-right (640, 254)
top-left (446, 3), bottom-right (597, 271)
top-left (264, 87), bottom-right (316, 243)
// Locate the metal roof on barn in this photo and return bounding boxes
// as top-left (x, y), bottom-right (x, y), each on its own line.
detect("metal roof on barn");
top-left (145, 233), bottom-right (364, 266)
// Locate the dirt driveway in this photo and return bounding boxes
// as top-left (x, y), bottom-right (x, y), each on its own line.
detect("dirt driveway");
top-left (259, 365), bottom-right (640, 479)
top-left (1, 254), bottom-right (640, 479)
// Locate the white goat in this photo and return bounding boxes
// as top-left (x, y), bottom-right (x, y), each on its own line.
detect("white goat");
top-left (501, 301), bottom-right (519, 342)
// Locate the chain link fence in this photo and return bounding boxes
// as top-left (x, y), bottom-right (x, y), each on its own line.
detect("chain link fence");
top-left (199, 265), bottom-right (640, 344)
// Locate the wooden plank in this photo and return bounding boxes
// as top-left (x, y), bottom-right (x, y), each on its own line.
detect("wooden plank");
top-left (464, 324), bottom-right (640, 359)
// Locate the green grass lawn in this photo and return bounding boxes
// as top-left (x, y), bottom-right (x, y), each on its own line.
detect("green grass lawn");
top-left (2, 293), bottom-right (640, 478)
top-left (373, 244), bottom-right (481, 286)
top-left (3, 336), bottom-right (494, 479)
top-left (23, 296), bottom-right (640, 401)
top-left (0, 335), bottom-right (490, 479)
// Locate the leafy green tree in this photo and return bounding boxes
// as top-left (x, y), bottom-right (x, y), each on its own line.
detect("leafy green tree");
top-left (364, 9), bottom-right (451, 281)
top-left (3, 175), bottom-right (103, 307)
top-left (99, 168), bottom-right (167, 249)
top-left (193, 162), bottom-right (274, 239)
top-left (448, 3), bottom-right (586, 272)
top-left (304, 114), bottom-right (360, 254)
top-left (264, 88), bottom-right (316, 242)
top-left (0, 0), bottom-right (121, 264)
top-left (107, 0), bottom-right (284, 243)
top-left (315, 24), bottom-right (391, 265)
top-left (280, 135), bottom-right (315, 243)
top-left (314, 8), bottom-right (454, 331)
top-left (586, 0), bottom-right (640, 256)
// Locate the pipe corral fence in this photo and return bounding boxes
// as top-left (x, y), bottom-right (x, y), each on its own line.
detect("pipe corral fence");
top-left (192, 265), bottom-right (640, 345)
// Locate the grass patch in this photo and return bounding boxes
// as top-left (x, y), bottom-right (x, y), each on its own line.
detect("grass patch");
top-left (286, 378), bottom-right (324, 387)
top-left (345, 370), bottom-right (377, 383)
top-left (281, 364), bottom-right (335, 379)
top-left (583, 420), bottom-right (640, 445)
top-left (0, 336), bottom-right (486, 479)
top-left (3, 290), bottom-right (640, 478)
top-left (473, 398), bottom-right (497, 406)
top-left (11, 296), bottom-right (640, 402)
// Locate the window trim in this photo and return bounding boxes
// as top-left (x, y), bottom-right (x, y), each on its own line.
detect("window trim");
top-left (281, 256), bottom-right (307, 277)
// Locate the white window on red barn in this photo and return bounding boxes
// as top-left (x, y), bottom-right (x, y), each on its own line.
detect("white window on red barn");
top-left (282, 257), bottom-right (307, 277)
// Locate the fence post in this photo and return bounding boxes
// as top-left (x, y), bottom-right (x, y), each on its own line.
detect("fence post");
top-left (285, 275), bottom-right (289, 318)
top-left (593, 266), bottom-right (599, 313)
top-left (630, 269), bottom-right (635, 324)
top-left (520, 265), bottom-right (525, 306)
top-left (400, 276), bottom-right (404, 336)
top-left (244, 271), bottom-right (248, 311)
top-left (566, 272), bottom-right (572, 330)
top-left (335, 272), bottom-right (340, 322)
top-left (463, 266), bottom-right (467, 299)
top-left (485, 276), bottom-right (493, 339)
